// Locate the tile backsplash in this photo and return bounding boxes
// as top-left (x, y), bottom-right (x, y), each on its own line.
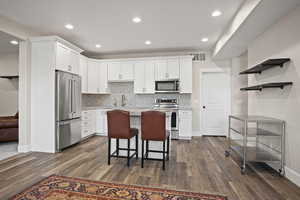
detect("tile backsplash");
top-left (82, 82), bottom-right (191, 108)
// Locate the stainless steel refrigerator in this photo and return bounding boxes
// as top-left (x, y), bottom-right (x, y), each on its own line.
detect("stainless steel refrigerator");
top-left (55, 70), bottom-right (82, 151)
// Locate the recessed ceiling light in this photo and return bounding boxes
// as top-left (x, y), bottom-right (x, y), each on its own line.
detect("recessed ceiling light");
top-left (201, 38), bottom-right (208, 42)
top-left (65, 24), bottom-right (74, 30)
top-left (212, 10), bottom-right (222, 17)
top-left (10, 40), bottom-right (19, 45)
top-left (145, 40), bottom-right (152, 45)
top-left (132, 17), bottom-right (142, 23)
top-left (95, 44), bottom-right (102, 48)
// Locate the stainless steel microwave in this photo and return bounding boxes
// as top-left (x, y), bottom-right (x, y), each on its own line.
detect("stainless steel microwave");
top-left (155, 80), bottom-right (179, 93)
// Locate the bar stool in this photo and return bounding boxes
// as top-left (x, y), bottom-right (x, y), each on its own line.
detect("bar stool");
top-left (141, 111), bottom-right (170, 170)
top-left (107, 110), bottom-right (138, 167)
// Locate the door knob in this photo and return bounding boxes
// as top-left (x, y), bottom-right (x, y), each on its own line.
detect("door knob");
top-left (202, 106), bottom-right (206, 109)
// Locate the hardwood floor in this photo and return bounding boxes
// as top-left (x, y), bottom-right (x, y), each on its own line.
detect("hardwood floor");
top-left (0, 136), bottom-right (300, 200)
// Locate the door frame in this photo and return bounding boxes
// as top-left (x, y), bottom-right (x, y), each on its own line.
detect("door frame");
top-left (199, 68), bottom-right (231, 136)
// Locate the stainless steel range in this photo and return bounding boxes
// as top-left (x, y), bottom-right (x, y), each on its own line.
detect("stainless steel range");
top-left (153, 98), bottom-right (179, 140)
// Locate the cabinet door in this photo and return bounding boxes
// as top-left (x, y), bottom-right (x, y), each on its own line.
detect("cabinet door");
top-left (180, 57), bottom-right (193, 93)
top-left (56, 43), bottom-right (70, 72)
top-left (179, 110), bottom-right (192, 140)
top-left (120, 61), bottom-right (134, 81)
top-left (108, 62), bottom-right (120, 81)
top-left (134, 61), bottom-right (145, 93)
top-left (79, 56), bottom-right (88, 93)
top-left (167, 57), bottom-right (180, 79)
top-left (98, 62), bottom-right (109, 93)
top-left (87, 60), bottom-right (99, 93)
top-left (144, 61), bottom-right (155, 93)
top-left (69, 50), bottom-right (80, 74)
top-left (95, 110), bottom-right (103, 134)
top-left (155, 59), bottom-right (168, 80)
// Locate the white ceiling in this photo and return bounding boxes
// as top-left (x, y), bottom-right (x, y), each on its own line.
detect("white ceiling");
top-left (213, 0), bottom-right (300, 59)
top-left (0, 0), bottom-right (244, 55)
top-left (0, 31), bottom-right (19, 54)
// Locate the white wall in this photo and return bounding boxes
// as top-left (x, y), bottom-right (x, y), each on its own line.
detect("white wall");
top-left (247, 5), bottom-right (300, 186)
top-left (0, 52), bottom-right (19, 116)
top-left (231, 53), bottom-right (248, 115)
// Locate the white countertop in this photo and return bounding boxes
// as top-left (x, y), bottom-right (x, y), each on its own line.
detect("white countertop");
top-left (82, 106), bottom-right (192, 111)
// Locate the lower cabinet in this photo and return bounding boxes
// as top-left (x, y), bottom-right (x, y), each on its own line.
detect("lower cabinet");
top-left (81, 110), bottom-right (96, 138)
top-left (179, 110), bottom-right (192, 140)
top-left (95, 110), bottom-right (108, 136)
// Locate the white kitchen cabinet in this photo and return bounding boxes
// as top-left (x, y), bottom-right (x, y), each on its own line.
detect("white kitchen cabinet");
top-left (155, 58), bottom-right (180, 80)
top-left (98, 62), bottom-right (109, 93)
top-left (95, 110), bottom-right (108, 136)
top-left (55, 42), bottom-right (80, 74)
top-left (108, 61), bottom-right (134, 82)
top-left (155, 59), bottom-right (168, 80)
top-left (108, 62), bottom-right (120, 81)
top-left (179, 110), bottom-right (192, 140)
top-left (134, 61), bottom-right (155, 94)
top-left (87, 60), bottom-right (109, 94)
top-left (56, 43), bottom-right (70, 72)
top-left (79, 55), bottom-right (88, 93)
top-left (69, 50), bottom-right (80, 74)
top-left (82, 110), bottom-right (96, 138)
top-left (179, 56), bottom-right (193, 93)
top-left (167, 57), bottom-right (180, 79)
top-left (87, 60), bottom-right (99, 93)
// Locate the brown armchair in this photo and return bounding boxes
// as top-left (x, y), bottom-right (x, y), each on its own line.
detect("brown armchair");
top-left (0, 112), bottom-right (18, 142)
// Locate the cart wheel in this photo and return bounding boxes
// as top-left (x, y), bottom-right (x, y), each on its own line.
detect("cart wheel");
top-left (278, 169), bottom-right (284, 176)
top-left (225, 150), bottom-right (230, 157)
top-left (241, 166), bottom-right (246, 174)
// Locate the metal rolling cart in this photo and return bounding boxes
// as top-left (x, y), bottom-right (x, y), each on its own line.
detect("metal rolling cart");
top-left (225, 115), bottom-right (285, 175)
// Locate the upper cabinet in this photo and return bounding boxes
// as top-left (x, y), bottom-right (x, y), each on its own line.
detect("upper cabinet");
top-left (79, 55), bottom-right (88, 93)
top-left (134, 61), bottom-right (155, 94)
top-left (167, 57), bottom-right (180, 79)
top-left (87, 59), bottom-right (109, 94)
top-left (179, 56), bottom-right (193, 93)
top-left (56, 42), bottom-right (80, 74)
top-left (155, 57), bottom-right (180, 80)
top-left (108, 61), bottom-right (134, 82)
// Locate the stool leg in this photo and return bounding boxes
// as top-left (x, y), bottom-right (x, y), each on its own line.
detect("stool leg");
top-left (108, 137), bottom-right (111, 165)
top-left (141, 140), bottom-right (144, 168)
top-left (167, 136), bottom-right (170, 161)
top-left (146, 140), bottom-right (149, 159)
top-left (127, 138), bottom-right (130, 167)
top-left (135, 134), bottom-right (138, 159)
top-left (163, 140), bottom-right (165, 170)
top-left (116, 139), bottom-right (119, 157)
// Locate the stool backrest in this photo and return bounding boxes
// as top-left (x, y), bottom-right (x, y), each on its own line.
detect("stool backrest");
top-left (141, 111), bottom-right (166, 141)
top-left (107, 110), bottom-right (130, 138)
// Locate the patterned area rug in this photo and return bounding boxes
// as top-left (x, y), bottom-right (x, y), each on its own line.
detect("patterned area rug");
top-left (10, 175), bottom-right (227, 200)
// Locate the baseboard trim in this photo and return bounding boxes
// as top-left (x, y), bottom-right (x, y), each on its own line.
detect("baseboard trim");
top-left (285, 166), bottom-right (300, 187)
top-left (179, 136), bottom-right (192, 140)
top-left (18, 144), bottom-right (31, 153)
top-left (192, 131), bottom-right (202, 137)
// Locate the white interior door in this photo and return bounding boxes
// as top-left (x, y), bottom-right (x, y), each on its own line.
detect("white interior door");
top-left (201, 72), bottom-right (230, 136)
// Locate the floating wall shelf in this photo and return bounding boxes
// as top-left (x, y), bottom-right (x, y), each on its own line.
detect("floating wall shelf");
top-left (0, 76), bottom-right (19, 79)
top-left (240, 82), bottom-right (293, 91)
top-left (239, 58), bottom-right (290, 75)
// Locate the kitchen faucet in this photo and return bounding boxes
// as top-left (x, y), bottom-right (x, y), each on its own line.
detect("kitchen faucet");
top-left (121, 94), bottom-right (126, 107)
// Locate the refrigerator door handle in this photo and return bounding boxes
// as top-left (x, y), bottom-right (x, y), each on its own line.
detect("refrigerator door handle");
top-left (69, 79), bottom-right (73, 114)
top-left (73, 79), bottom-right (76, 114)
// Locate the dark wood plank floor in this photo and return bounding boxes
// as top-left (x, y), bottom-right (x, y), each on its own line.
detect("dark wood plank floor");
top-left (0, 136), bottom-right (300, 200)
